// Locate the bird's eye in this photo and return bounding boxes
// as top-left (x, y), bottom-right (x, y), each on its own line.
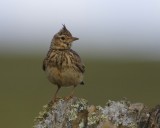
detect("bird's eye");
top-left (61, 37), bottom-right (65, 40)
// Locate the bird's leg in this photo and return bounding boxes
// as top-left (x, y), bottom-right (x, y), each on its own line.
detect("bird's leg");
top-left (52, 85), bottom-right (61, 103)
top-left (70, 85), bottom-right (76, 97)
top-left (65, 85), bottom-right (76, 100)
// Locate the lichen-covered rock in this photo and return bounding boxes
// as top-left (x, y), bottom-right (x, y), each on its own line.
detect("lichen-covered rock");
top-left (33, 97), bottom-right (159, 128)
top-left (147, 105), bottom-right (160, 128)
top-left (34, 97), bottom-right (88, 128)
top-left (102, 100), bottom-right (137, 127)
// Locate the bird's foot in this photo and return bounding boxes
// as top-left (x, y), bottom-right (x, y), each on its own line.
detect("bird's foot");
top-left (50, 96), bottom-right (62, 104)
top-left (64, 94), bottom-right (74, 100)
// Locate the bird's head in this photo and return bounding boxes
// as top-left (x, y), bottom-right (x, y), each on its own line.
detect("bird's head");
top-left (51, 25), bottom-right (79, 50)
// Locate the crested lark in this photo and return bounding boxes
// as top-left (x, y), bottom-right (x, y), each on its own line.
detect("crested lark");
top-left (43, 25), bottom-right (85, 102)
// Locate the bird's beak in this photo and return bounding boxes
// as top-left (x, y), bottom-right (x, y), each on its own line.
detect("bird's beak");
top-left (72, 37), bottom-right (79, 41)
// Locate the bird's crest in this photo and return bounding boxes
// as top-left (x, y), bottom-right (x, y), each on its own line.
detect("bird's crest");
top-left (58, 24), bottom-right (72, 37)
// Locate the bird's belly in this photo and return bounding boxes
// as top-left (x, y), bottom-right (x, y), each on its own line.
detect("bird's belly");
top-left (46, 67), bottom-right (83, 87)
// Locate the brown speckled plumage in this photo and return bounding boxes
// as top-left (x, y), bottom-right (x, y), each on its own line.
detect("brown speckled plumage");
top-left (43, 25), bottom-right (85, 101)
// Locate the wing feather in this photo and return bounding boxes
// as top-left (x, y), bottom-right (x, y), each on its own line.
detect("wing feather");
top-left (70, 49), bottom-right (85, 73)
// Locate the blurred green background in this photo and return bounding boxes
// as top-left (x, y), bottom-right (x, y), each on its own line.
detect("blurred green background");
top-left (1, 1), bottom-right (160, 127)
top-left (0, 55), bottom-right (160, 128)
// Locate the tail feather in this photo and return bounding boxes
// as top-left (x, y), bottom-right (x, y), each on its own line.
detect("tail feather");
top-left (80, 81), bottom-right (84, 85)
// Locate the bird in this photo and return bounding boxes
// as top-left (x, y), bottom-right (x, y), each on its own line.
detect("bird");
top-left (42, 25), bottom-right (85, 102)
